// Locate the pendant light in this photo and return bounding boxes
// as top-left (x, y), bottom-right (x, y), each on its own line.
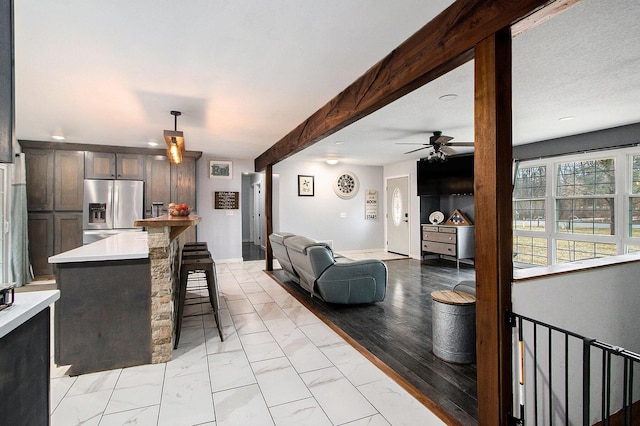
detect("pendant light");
top-left (164, 110), bottom-right (185, 165)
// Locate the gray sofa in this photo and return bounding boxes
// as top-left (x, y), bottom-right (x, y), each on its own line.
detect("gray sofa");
top-left (268, 232), bottom-right (387, 304)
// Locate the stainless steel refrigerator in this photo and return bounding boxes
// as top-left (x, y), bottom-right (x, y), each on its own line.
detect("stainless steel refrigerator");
top-left (83, 179), bottom-right (145, 244)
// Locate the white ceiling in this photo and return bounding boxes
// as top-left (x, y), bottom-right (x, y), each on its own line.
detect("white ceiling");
top-left (14, 0), bottom-right (640, 167)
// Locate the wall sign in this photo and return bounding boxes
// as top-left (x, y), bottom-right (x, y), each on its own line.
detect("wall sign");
top-left (214, 191), bottom-right (239, 209)
top-left (365, 189), bottom-right (378, 220)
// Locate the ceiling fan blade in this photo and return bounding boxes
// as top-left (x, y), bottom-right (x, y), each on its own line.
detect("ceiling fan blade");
top-left (440, 145), bottom-right (457, 156)
top-left (433, 135), bottom-right (453, 144)
top-left (447, 141), bottom-right (475, 147)
top-left (403, 146), bottom-right (431, 154)
top-left (395, 142), bottom-right (430, 146)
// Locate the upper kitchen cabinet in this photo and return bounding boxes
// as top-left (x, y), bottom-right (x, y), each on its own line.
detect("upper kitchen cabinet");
top-left (116, 153), bottom-right (145, 180)
top-left (145, 155), bottom-right (171, 217)
top-left (85, 152), bottom-right (145, 180)
top-left (85, 151), bottom-right (115, 179)
top-left (24, 148), bottom-right (54, 211)
top-left (0, 0), bottom-right (14, 163)
top-left (171, 156), bottom-right (197, 243)
top-left (54, 150), bottom-right (84, 211)
top-left (171, 156), bottom-right (197, 209)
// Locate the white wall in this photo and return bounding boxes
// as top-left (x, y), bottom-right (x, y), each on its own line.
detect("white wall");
top-left (273, 161), bottom-right (384, 251)
top-left (196, 157), bottom-right (254, 262)
top-left (383, 158), bottom-right (422, 259)
top-left (194, 156), bottom-right (417, 258)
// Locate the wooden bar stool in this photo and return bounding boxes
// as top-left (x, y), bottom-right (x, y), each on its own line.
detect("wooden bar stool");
top-left (174, 256), bottom-right (223, 348)
top-left (181, 250), bottom-right (211, 260)
top-left (182, 242), bottom-right (208, 251)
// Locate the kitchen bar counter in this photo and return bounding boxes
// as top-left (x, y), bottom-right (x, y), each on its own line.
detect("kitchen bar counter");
top-left (0, 289), bottom-right (59, 338)
top-left (49, 214), bottom-right (201, 373)
top-left (1, 290), bottom-right (60, 425)
top-left (48, 231), bottom-right (148, 263)
top-left (134, 214), bottom-right (200, 241)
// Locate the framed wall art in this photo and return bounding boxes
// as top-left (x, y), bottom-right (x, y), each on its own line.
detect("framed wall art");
top-left (298, 175), bottom-right (314, 196)
top-left (209, 160), bottom-right (232, 179)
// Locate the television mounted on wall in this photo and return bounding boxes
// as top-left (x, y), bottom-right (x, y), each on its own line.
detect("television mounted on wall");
top-left (417, 155), bottom-right (474, 196)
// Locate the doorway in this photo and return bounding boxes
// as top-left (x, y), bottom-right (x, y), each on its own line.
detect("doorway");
top-left (242, 174), bottom-right (265, 261)
top-left (386, 175), bottom-right (410, 255)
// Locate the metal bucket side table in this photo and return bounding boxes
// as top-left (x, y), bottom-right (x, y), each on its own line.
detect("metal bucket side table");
top-left (431, 289), bottom-right (476, 364)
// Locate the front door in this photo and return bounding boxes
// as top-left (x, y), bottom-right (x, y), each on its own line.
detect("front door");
top-left (387, 176), bottom-right (410, 255)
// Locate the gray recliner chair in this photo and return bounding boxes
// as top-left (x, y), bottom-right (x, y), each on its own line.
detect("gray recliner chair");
top-left (283, 235), bottom-right (331, 294)
top-left (269, 232), bottom-right (297, 282)
top-left (269, 232), bottom-right (387, 304)
top-left (307, 245), bottom-right (387, 304)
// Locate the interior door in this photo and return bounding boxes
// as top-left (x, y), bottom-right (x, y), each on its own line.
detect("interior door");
top-left (387, 176), bottom-right (410, 255)
top-left (252, 182), bottom-right (263, 247)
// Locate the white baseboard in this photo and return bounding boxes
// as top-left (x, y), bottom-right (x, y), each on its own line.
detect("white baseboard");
top-left (214, 257), bottom-right (244, 264)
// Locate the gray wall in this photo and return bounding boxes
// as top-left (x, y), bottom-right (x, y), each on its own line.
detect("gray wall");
top-left (514, 121), bottom-right (640, 160)
top-left (273, 160), bottom-right (385, 251)
top-left (197, 157), bottom-right (254, 262)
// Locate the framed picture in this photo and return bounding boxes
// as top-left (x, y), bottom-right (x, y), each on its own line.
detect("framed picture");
top-left (209, 160), bottom-right (232, 179)
top-left (298, 175), bottom-right (314, 196)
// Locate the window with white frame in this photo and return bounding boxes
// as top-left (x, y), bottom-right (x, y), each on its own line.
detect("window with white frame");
top-left (627, 154), bottom-right (640, 253)
top-left (513, 148), bottom-right (640, 266)
top-left (513, 165), bottom-right (548, 265)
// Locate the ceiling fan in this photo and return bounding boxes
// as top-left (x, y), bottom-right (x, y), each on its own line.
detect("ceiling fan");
top-left (396, 131), bottom-right (474, 159)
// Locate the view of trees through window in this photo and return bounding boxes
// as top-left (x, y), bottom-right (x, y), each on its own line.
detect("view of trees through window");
top-left (513, 152), bottom-right (640, 266)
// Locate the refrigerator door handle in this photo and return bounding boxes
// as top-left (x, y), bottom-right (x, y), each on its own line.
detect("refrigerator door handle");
top-left (113, 181), bottom-right (119, 227)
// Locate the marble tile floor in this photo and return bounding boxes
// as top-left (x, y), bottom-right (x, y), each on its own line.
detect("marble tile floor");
top-left (49, 260), bottom-right (444, 426)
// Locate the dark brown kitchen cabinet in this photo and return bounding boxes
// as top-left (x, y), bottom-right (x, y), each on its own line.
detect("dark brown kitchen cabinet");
top-left (171, 156), bottom-right (197, 208)
top-left (54, 213), bottom-right (83, 254)
top-left (0, 0), bottom-right (14, 163)
top-left (28, 213), bottom-right (54, 277)
top-left (116, 153), bottom-right (145, 180)
top-left (171, 156), bottom-right (197, 242)
top-left (24, 148), bottom-right (55, 211)
top-left (86, 151), bottom-right (145, 180)
top-left (85, 151), bottom-right (116, 179)
top-left (55, 150), bottom-right (85, 211)
top-left (145, 155), bottom-right (171, 217)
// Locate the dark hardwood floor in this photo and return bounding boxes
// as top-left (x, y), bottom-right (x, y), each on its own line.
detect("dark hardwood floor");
top-left (271, 258), bottom-right (478, 425)
top-left (242, 241), bottom-right (265, 261)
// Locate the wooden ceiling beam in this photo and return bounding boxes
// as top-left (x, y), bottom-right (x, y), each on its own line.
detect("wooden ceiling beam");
top-left (254, 0), bottom-right (566, 172)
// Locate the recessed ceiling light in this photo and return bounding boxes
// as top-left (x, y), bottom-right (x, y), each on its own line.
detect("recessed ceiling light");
top-left (335, 141), bottom-right (344, 145)
top-left (148, 141), bottom-right (159, 147)
top-left (52, 135), bottom-right (65, 141)
top-left (439, 94), bottom-right (458, 101)
top-left (326, 159), bottom-right (339, 165)
top-left (559, 116), bottom-right (575, 121)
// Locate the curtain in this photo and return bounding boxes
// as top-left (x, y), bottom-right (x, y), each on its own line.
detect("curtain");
top-left (9, 153), bottom-right (32, 286)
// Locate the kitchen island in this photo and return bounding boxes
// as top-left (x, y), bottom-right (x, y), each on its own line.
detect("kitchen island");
top-left (49, 215), bottom-right (199, 374)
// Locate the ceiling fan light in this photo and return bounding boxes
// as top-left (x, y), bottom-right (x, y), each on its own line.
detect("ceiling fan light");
top-left (439, 94), bottom-right (458, 101)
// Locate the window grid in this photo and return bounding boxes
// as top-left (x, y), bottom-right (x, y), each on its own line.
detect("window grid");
top-left (555, 240), bottom-right (617, 263)
top-left (514, 150), bottom-right (640, 265)
top-left (513, 236), bottom-right (548, 266)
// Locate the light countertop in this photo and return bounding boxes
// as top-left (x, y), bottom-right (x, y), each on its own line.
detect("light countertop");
top-left (48, 231), bottom-right (149, 264)
top-left (0, 290), bottom-right (60, 338)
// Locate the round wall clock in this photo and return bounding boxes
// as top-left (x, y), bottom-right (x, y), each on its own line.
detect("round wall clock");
top-left (333, 170), bottom-right (359, 199)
